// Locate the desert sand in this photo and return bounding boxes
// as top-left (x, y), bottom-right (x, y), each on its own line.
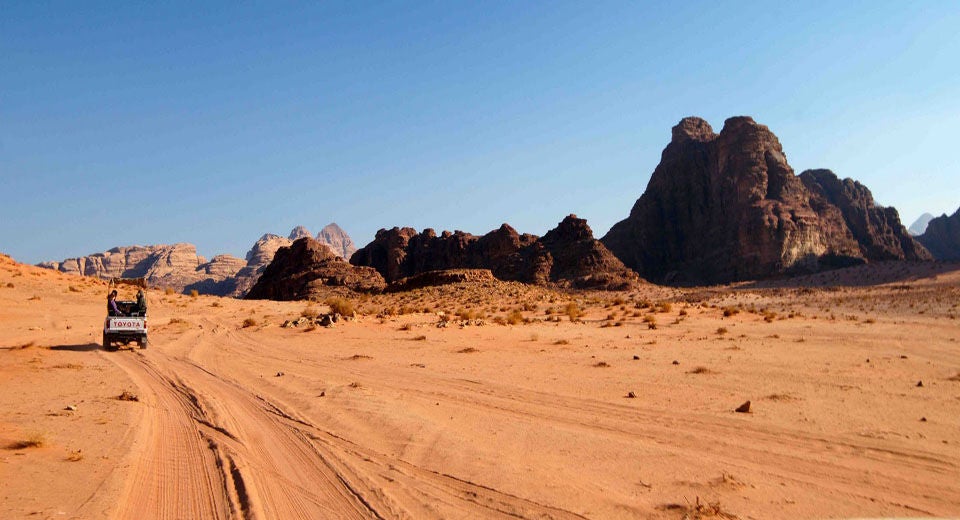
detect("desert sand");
top-left (1, 253), bottom-right (958, 519)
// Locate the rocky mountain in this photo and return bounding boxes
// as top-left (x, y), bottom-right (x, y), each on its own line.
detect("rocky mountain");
top-left (228, 224), bottom-right (358, 297)
top-left (799, 169), bottom-right (930, 261)
top-left (601, 116), bottom-right (925, 285)
top-left (245, 237), bottom-right (385, 300)
top-left (908, 213), bottom-right (935, 236)
top-left (39, 244), bottom-right (245, 293)
top-left (317, 223), bottom-right (358, 259)
top-left (350, 215), bottom-right (639, 290)
top-left (38, 223), bottom-right (359, 297)
top-left (917, 207), bottom-right (960, 260)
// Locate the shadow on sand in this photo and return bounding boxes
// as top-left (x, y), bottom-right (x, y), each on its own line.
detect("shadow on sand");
top-left (48, 343), bottom-right (102, 352)
top-left (740, 261), bottom-right (960, 289)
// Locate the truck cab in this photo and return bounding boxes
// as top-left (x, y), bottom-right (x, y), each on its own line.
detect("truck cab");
top-left (103, 278), bottom-right (148, 350)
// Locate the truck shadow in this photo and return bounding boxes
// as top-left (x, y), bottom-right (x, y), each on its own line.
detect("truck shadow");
top-left (49, 343), bottom-right (102, 352)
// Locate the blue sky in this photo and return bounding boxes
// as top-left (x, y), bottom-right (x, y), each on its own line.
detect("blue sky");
top-left (2, 1), bottom-right (958, 264)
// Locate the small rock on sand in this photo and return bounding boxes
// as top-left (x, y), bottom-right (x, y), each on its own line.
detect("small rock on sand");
top-left (735, 401), bottom-right (751, 413)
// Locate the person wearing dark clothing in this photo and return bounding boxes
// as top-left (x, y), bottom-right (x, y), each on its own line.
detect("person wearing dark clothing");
top-left (135, 290), bottom-right (147, 315)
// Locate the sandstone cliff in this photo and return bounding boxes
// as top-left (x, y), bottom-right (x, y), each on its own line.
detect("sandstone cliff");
top-left (350, 215), bottom-right (639, 290)
top-left (39, 243), bottom-right (245, 294)
top-left (317, 223), bottom-right (358, 259)
top-left (245, 237), bottom-right (385, 300)
top-left (601, 116), bottom-right (923, 284)
top-left (917, 207), bottom-right (960, 260)
top-left (799, 169), bottom-right (930, 261)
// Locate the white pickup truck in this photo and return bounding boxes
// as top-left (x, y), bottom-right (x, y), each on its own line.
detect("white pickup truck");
top-left (103, 315), bottom-right (148, 350)
top-left (103, 278), bottom-right (149, 350)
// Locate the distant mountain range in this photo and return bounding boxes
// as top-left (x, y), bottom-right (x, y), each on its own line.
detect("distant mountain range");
top-left (37, 117), bottom-right (960, 297)
top-left (38, 223), bottom-right (356, 297)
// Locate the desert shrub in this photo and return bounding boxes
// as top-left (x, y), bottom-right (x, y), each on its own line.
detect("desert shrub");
top-left (554, 339), bottom-right (570, 345)
top-left (679, 308), bottom-right (688, 316)
top-left (68, 285), bottom-right (81, 293)
top-left (242, 317), bottom-right (257, 328)
top-left (326, 297), bottom-right (355, 317)
top-left (656, 301), bottom-right (672, 313)
top-left (164, 287), bottom-right (174, 295)
top-left (505, 309), bottom-right (525, 325)
top-left (189, 289), bottom-right (199, 298)
top-left (210, 301), bottom-right (222, 307)
top-left (716, 327), bottom-right (729, 335)
top-left (399, 323), bottom-right (412, 331)
top-left (8, 432), bottom-right (46, 450)
top-left (763, 311), bottom-right (777, 323)
top-left (565, 302), bottom-right (582, 321)
top-left (301, 306), bottom-right (319, 319)
top-left (606, 313), bottom-right (616, 321)
top-left (722, 307), bottom-right (739, 317)
top-left (413, 335), bottom-right (427, 341)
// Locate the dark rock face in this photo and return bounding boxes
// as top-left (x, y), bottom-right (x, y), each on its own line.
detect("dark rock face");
top-left (351, 215), bottom-right (639, 290)
top-left (603, 116), bottom-right (864, 284)
top-left (799, 169), bottom-right (931, 261)
top-left (917, 207), bottom-right (960, 260)
top-left (245, 238), bottom-right (385, 300)
top-left (387, 269), bottom-right (497, 292)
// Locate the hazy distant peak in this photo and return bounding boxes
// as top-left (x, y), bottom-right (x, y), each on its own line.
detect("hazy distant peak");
top-left (908, 213), bottom-right (935, 236)
top-left (317, 223), bottom-right (357, 259)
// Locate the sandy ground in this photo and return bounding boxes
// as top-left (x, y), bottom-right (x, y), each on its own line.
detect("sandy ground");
top-left (1, 253), bottom-right (959, 519)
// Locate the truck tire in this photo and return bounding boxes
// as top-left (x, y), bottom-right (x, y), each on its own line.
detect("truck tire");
top-left (103, 333), bottom-right (114, 351)
top-left (139, 336), bottom-right (148, 349)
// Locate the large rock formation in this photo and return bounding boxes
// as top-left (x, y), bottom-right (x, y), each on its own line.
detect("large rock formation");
top-left (318, 223), bottom-right (358, 259)
top-left (602, 116), bottom-right (925, 284)
top-left (351, 215), bottom-right (639, 290)
top-left (799, 169), bottom-right (930, 261)
top-left (245, 237), bottom-right (385, 300)
top-left (917, 207), bottom-right (960, 260)
top-left (38, 223), bottom-right (360, 297)
top-left (39, 244), bottom-right (245, 293)
top-left (228, 224), bottom-right (358, 297)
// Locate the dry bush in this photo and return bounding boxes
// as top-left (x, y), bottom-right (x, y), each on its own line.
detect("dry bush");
top-left (301, 306), bottom-right (320, 319)
top-left (7, 431), bottom-right (46, 450)
top-left (722, 307), bottom-right (739, 317)
top-left (689, 366), bottom-right (714, 374)
top-left (863, 318), bottom-right (876, 324)
top-left (565, 302), bottom-right (582, 321)
top-left (594, 361), bottom-right (610, 368)
top-left (5, 282), bottom-right (13, 288)
top-left (164, 287), bottom-right (174, 295)
top-left (656, 301), bottom-right (673, 313)
top-left (65, 449), bottom-right (84, 462)
top-left (458, 347), bottom-right (479, 353)
top-left (189, 289), bottom-right (199, 298)
top-left (716, 327), bottom-right (729, 335)
top-left (679, 308), bottom-right (688, 316)
top-left (326, 297), bottom-right (355, 317)
top-left (412, 335), bottom-right (427, 341)
top-left (210, 301), bottom-right (222, 307)
top-left (241, 317), bottom-right (258, 328)
top-left (554, 339), bottom-right (570, 345)
top-left (168, 317), bottom-right (188, 325)
top-left (506, 309), bottom-right (525, 325)
top-left (68, 285), bottom-right (81, 292)
top-left (28, 295), bottom-right (41, 301)
top-left (398, 323), bottom-right (413, 331)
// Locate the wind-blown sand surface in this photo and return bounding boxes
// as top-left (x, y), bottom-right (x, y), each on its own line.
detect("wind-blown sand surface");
top-left (1, 253), bottom-right (958, 519)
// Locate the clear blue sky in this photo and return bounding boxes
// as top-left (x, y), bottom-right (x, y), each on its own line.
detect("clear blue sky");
top-left (2, 2), bottom-right (958, 264)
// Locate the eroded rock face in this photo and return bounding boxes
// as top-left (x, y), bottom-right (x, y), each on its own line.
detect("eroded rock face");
top-left (245, 237), bottom-right (385, 300)
top-left (602, 116), bottom-right (871, 284)
top-left (799, 169), bottom-right (930, 261)
top-left (918, 207), bottom-right (960, 260)
top-left (350, 215), bottom-right (638, 290)
top-left (39, 244), bottom-right (242, 294)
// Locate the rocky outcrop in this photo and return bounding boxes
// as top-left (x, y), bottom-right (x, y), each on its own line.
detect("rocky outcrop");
top-left (226, 224), bottom-right (359, 297)
top-left (351, 215), bottom-right (639, 290)
top-left (799, 169), bottom-right (930, 261)
top-left (318, 223), bottom-right (357, 259)
top-left (39, 243), bottom-right (243, 293)
top-left (917, 207), bottom-right (960, 260)
top-left (245, 237), bottom-right (385, 300)
top-left (387, 269), bottom-right (497, 292)
top-left (601, 116), bottom-right (925, 284)
top-left (909, 213), bottom-right (935, 236)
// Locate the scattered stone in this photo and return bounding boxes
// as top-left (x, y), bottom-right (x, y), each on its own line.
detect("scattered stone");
top-left (64, 405), bottom-right (77, 411)
top-left (633, 355), bottom-right (640, 360)
top-left (319, 391), bottom-right (325, 397)
top-left (900, 355), bottom-right (908, 359)
top-left (275, 371), bottom-right (285, 377)
top-left (735, 401), bottom-right (751, 413)
top-left (672, 360), bottom-right (680, 365)
top-left (916, 380), bottom-right (924, 387)
top-left (920, 417), bottom-right (927, 422)
top-left (117, 391), bottom-right (139, 402)
top-left (626, 391), bottom-right (637, 398)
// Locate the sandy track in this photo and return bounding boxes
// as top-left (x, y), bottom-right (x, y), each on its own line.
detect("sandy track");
top-left (107, 326), bottom-right (587, 520)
